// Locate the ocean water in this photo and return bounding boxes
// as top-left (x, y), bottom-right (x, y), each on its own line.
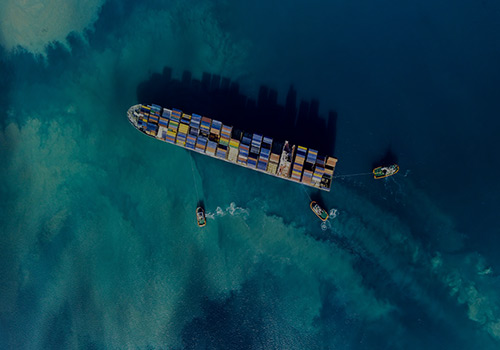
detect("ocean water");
top-left (1, 0), bottom-right (500, 349)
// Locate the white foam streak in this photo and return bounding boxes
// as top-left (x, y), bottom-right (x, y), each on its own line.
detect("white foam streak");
top-left (206, 202), bottom-right (249, 220)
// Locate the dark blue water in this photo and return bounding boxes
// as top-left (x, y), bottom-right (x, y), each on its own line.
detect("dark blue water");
top-left (1, 0), bottom-right (500, 349)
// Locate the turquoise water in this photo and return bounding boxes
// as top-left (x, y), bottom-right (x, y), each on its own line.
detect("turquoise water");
top-left (1, 0), bottom-right (500, 349)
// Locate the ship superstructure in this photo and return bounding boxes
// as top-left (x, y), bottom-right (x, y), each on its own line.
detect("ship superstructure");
top-left (128, 104), bottom-right (338, 191)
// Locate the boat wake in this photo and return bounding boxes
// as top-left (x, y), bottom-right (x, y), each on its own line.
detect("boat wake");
top-left (321, 208), bottom-right (339, 231)
top-left (383, 176), bottom-right (406, 203)
top-left (205, 202), bottom-right (249, 220)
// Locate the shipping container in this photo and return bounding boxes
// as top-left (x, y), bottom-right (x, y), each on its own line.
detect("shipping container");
top-left (250, 133), bottom-right (263, 154)
top-left (312, 165), bottom-right (325, 185)
top-left (301, 169), bottom-right (313, 184)
top-left (220, 125), bottom-right (232, 144)
top-left (176, 134), bottom-right (187, 146)
top-left (291, 146), bottom-right (307, 181)
top-left (206, 140), bottom-right (217, 156)
top-left (158, 116), bottom-right (169, 127)
top-left (186, 134), bottom-right (197, 150)
top-left (200, 117), bottom-right (211, 137)
top-left (156, 126), bottom-right (169, 140)
top-left (162, 108), bottom-right (172, 119)
top-left (228, 138), bottom-right (240, 162)
top-left (181, 113), bottom-right (192, 124)
top-left (324, 157), bottom-right (337, 176)
top-left (166, 129), bottom-right (176, 143)
top-left (195, 135), bottom-right (207, 152)
top-left (237, 144), bottom-right (249, 164)
top-left (247, 153), bottom-right (258, 168)
top-left (216, 145), bottom-right (228, 159)
top-left (210, 120), bottom-right (222, 134)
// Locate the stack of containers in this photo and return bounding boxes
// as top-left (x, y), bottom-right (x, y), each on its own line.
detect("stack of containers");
top-left (324, 157), bottom-right (337, 177)
top-left (268, 154), bottom-right (280, 174)
top-left (186, 114), bottom-right (201, 150)
top-left (150, 104), bottom-right (162, 117)
top-left (157, 107), bottom-right (170, 140)
top-left (146, 123), bottom-right (158, 136)
top-left (200, 117), bottom-right (211, 136)
top-left (209, 120), bottom-right (222, 142)
top-left (216, 124), bottom-right (232, 159)
top-left (250, 134), bottom-right (262, 154)
top-left (301, 148), bottom-right (317, 185)
top-left (161, 108), bottom-right (172, 139)
top-left (257, 136), bottom-right (272, 171)
top-left (247, 134), bottom-right (262, 168)
top-left (176, 113), bottom-right (191, 147)
top-left (206, 139), bottom-right (217, 156)
top-left (137, 105), bottom-right (149, 128)
top-left (139, 105), bottom-right (151, 127)
top-left (267, 142), bottom-right (281, 175)
top-left (206, 119), bottom-right (221, 156)
top-left (196, 117), bottom-right (211, 152)
top-left (291, 146), bottom-right (307, 181)
top-left (165, 108), bottom-right (180, 143)
top-left (137, 118), bottom-right (145, 129)
top-left (228, 129), bottom-right (241, 163)
top-left (312, 155), bottom-right (326, 187)
top-left (320, 157), bottom-right (337, 189)
top-left (195, 135), bottom-right (207, 152)
top-left (247, 153), bottom-right (258, 168)
top-left (162, 108), bottom-right (172, 120)
top-left (181, 113), bottom-right (191, 124)
top-left (238, 133), bottom-right (252, 165)
top-left (145, 105), bottom-right (160, 136)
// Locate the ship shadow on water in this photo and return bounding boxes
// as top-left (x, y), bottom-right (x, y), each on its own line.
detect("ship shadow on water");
top-left (372, 147), bottom-right (398, 169)
top-left (309, 191), bottom-right (327, 209)
top-left (136, 67), bottom-right (338, 156)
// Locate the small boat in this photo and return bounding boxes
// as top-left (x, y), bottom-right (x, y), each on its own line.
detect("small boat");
top-left (373, 164), bottom-right (399, 179)
top-left (196, 207), bottom-right (206, 227)
top-left (310, 201), bottom-right (329, 222)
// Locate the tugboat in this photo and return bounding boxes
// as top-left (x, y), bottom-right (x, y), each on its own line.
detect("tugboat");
top-left (196, 206), bottom-right (206, 227)
top-left (310, 201), bottom-right (329, 222)
top-left (373, 164), bottom-right (399, 179)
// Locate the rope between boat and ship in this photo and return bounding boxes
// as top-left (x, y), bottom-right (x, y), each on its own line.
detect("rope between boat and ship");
top-left (190, 155), bottom-right (201, 200)
top-left (301, 185), bottom-right (313, 201)
top-left (332, 172), bottom-right (372, 179)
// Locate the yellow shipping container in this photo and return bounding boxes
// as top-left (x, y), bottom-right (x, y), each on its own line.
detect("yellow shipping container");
top-left (179, 124), bottom-right (189, 134)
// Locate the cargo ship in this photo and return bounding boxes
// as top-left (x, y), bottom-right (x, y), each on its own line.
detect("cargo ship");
top-left (127, 104), bottom-right (338, 191)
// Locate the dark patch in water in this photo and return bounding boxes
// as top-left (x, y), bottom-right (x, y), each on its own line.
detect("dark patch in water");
top-left (371, 147), bottom-right (398, 169)
top-left (181, 290), bottom-right (259, 349)
top-left (0, 46), bottom-right (14, 127)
